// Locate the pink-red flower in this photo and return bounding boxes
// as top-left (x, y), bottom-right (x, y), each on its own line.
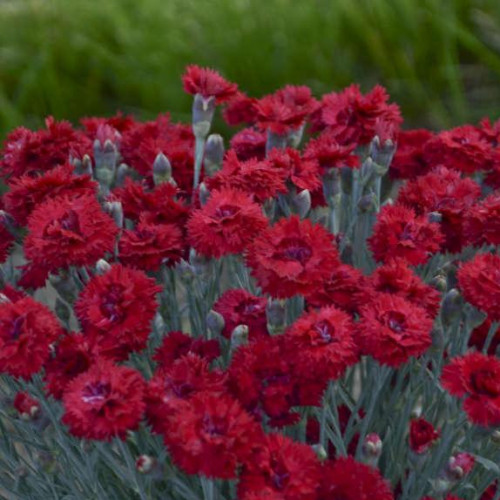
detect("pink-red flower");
top-left (230, 128), bottom-right (267, 161)
top-left (0, 220), bottom-right (14, 264)
top-left (409, 418), bottom-right (440, 454)
top-left (464, 191), bottom-right (500, 246)
top-left (441, 352), bottom-right (500, 427)
top-left (389, 129), bottom-right (434, 179)
top-left (13, 392), bottom-right (40, 420)
top-left (223, 92), bottom-right (258, 126)
top-left (468, 319), bottom-right (500, 356)
top-left (182, 65), bottom-right (238, 103)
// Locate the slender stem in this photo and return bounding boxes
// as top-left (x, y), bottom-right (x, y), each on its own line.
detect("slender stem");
top-left (193, 135), bottom-right (206, 190)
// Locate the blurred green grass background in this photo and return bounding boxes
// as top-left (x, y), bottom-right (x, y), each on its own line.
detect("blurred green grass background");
top-left (1, 0), bottom-right (500, 138)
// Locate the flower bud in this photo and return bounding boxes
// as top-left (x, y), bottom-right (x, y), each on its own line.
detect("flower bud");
top-left (445, 452), bottom-right (475, 481)
top-left (312, 444), bottom-right (328, 461)
top-left (292, 189), bottom-right (311, 218)
top-left (206, 310), bottom-right (225, 337)
top-left (357, 193), bottom-right (377, 213)
top-left (230, 324), bottom-right (249, 351)
top-left (430, 274), bottom-right (447, 292)
top-left (362, 433), bottom-right (382, 467)
top-left (199, 182), bottom-right (210, 206)
top-left (95, 259), bottom-right (111, 275)
top-left (266, 298), bottom-right (286, 335)
top-left (115, 163), bottom-right (130, 187)
top-left (153, 153), bottom-right (173, 186)
top-left (93, 139), bottom-right (118, 188)
top-left (192, 94), bottom-right (216, 138)
top-left (491, 429), bottom-right (500, 444)
top-left (369, 135), bottom-right (396, 174)
top-left (73, 154), bottom-right (93, 177)
top-left (103, 201), bottom-right (123, 229)
top-left (136, 455), bottom-right (156, 474)
top-left (13, 392), bottom-right (40, 421)
top-left (176, 259), bottom-right (196, 284)
top-left (441, 288), bottom-right (462, 326)
top-left (204, 134), bottom-right (225, 177)
top-left (153, 312), bottom-right (165, 334)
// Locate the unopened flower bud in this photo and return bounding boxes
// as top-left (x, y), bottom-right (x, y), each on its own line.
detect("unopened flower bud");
top-left (312, 444), bottom-right (328, 461)
top-left (446, 452), bottom-right (475, 481)
top-left (192, 94), bottom-right (216, 138)
top-left (428, 211), bottom-right (442, 223)
top-left (103, 201), bottom-right (123, 228)
top-left (13, 392), bottom-right (40, 421)
top-left (369, 135), bottom-right (396, 174)
top-left (266, 298), bottom-right (286, 335)
top-left (176, 259), bottom-right (196, 283)
top-left (230, 324), bottom-right (249, 351)
top-left (207, 310), bottom-right (225, 337)
top-left (292, 190), bottom-right (311, 218)
top-left (153, 153), bottom-right (173, 185)
top-left (441, 288), bottom-right (462, 326)
top-left (491, 429), bottom-right (500, 444)
top-left (199, 182), bottom-right (210, 206)
top-left (73, 154), bottom-right (93, 177)
top-left (115, 163), bottom-right (130, 186)
top-left (94, 139), bottom-right (118, 188)
top-left (136, 454), bottom-right (156, 474)
top-left (357, 193), bottom-right (377, 213)
top-left (95, 259), bottom-right (111, 275)
top-left (204, 134), bottom-right (225, 177)
top-left (153, 312), bottom-right (165, 334)
top-left (362, 433), bottom-right (382, 466)
top-left (430, 274), bottom-right (447, 292)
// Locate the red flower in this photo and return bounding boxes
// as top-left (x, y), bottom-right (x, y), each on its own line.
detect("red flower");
top-left (24, 194), bottom-right (118, 275)
top-left (318, 457), bottom-right (394, 500)
top-left (238, 432), bottom-right (321, 500)
top-left (368, 204), bottom-right (443, 266)
top-left (285, 306), bottom-right (358, 380)
top-left (44, 332), bottom-right (98, 399)
top-left (182, 65), bottom-right (238, 103)
top-left (314, 84), bottom-right (402, 145)
top-left (206, 150), bottom-right (287, 203)
top-left (481, 482), bottom-right (498, 500)
top-left (468, 319), bottom-right (500, 356)
top-left (13, 392), bottom-right (40, 420)
top-left (213, 288), bottom-right (268, 341)
top-left (118, 218), bottom-right (184, 271)
top-left (187, 188), bottom-right (268, 258)
top-left (356, 293), bottom-right (433, 367)
top-left (62, 360), bottom-right (145, 441)
top-left (457, 253), bottom-right (500, 321)
top-left (0, 117), bottom-right (92, 179)
top-left (0, 295), bottom-right (63, 379)
top-left (163, 392), bottom-right (264, 478)
top-left (446, 452), bottom-right (475, 480)
top-left (441, 352), bottom-right (500, 427)
top-left (267, 148), bottom-right (322, 192)
top-left (80, 112), bottom-right (136, 139)
top-left (246, 215), bottom-right (340, 298)
top-left (303, 131), bottom-right (359, 173)
top-left (4, 163), bottom-right (97, 226)
top-left (153, 331), bottom-right (220, 369)
top-left (75, 264), bottom-right (161, 360)
top-left (305, 263), bottom-right (368, 314)
top-left (0, 221), bottom-right (14, 264)
top-left (389, 129), bottom-right (434, 180)
top-left (423, 125), bottom-right (500, 175)
top-left (397, 166), bottom-right (481, 252)
top-left (464, 191), bottom-right (500, 246)
top-left (223, 92), bottom-right (258, 126)
top-left (230, 128), bottom-right (267, 161)
top-left (409, 418), bottom-right (440, 454)
top-left (367, 260), bottom-right (441, 318)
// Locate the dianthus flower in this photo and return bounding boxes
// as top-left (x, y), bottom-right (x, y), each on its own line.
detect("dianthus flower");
top-left (397, 166), bottom-right (481, 252)
top-left (313, 84), bottom-right (402, 145)
top-left (285, 306), bottom-right (358, 380)
top-left (246, 215), bottom-right (340, 298)
top-left (464, 192), bottom-right (500, 246)
top-left (481, 482), bottom-right (499, 500)
top-left (80, 112), bottom-right (136, 139)
top-left (230, 128), bottom-right (267, 161)
top-left (423, 125), bottom-right (500, 175)
top-left (44, 332), bottom-right (99, 399)
top-left (368, 204), bottom-right (443, 266)
top-left (145, 354), bottom-right (226, 434)
top-left (442, 352), bottom-right (500, 426)
top-left (24, 194), bottom-right (118, 275)
top-left (305, 263), bottom-right (367, 314)
top-left (187, 188), bottom-right (268, 258)
top-left (409, 418), bottom-right (440, 454)
top-left (303, 131), bottom-right (359, 173)
top-left (223, 92), bottom-right (258, 126)
top-left (318, 457), bottom-right (394, 500)
top-left (213, 288), bottom-right (268, 341)
top-left (62, 360), bottom-right (145, 441)
top-left (206, 150), bottom-right (287, 203)
top-left (0, 221), bottom-right (14, 264)
top-left (0, 117), bottom-right (92, 179)
top-left (153, 331), bottom-right (220, 369)
top-left (238, 432), bottom-right (321, 500)
top-left (457, 253), bottom-right (500, 321)
top-left (267, 148), bottom-right (322, 192)
top-left (0, 294), bottom-right (63, 379)
top-left (356, 293), bottom-right (433, 367)
top-left (367, 260), bottom-right (441, 318)
top-left (75, 264), bottom-right (161, 360)
top-left (163, 391), bottom-right (264, 479)
top-left (4, 163), bottom-right (97, 226)
top-left (118, 218), bottom-right (184, 271)
top-left (13, 392), bottom-right (40, 420)
top-left (182, 65), bottom-right (238, 103)
top-left (468, 319), bottom-right (500, 356)
top-left (389, 129), bottom-right (434, 179)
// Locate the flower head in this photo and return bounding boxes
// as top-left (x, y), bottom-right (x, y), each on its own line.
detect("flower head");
top-left (182, 65), bottom-right (238, 103)
top-left (464, 192), bottom-right (500, 246)
top-left (409, 418), bottom-right (440, 454)
top-left (389, 129), bottom-right (433, 179)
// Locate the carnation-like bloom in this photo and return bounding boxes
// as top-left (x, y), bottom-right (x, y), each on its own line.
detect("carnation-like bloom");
top-left (182, 65), bottom-right (238, 103)
top-left (441, 352), bottom-right (500, 427)
top-left (464, 192), bottom-right (500, 246)
top-left (0, 294), bottom-right (63, 379)
top-left (0, 221), bottom-right (14, 264)
top-left (62, 360), bottom-right (145, 441)
top-left (468, 319), bottom-right (500, 356)
top-left (13, 392), bottom-right (40, 420)
top-left (230, 127), bottom-right (267, 161)
top-left (409, 418), bottom-right (440, 454)
top-left (246, 215), bottom-right (340, 298)
top-left (118, 218), bottom-right (184, 271)
top-left (163, 392), bottom-right (264, 479)
top-left (24, 194), bottom-right (118, 275)
top-left (457, 253), bottom-right (500, 321)
top-left (285, 306), bottom-right (358, 380)
top-left (4, 163), bottom-right (97, 226)
top-left (356, 293), bottom-right (433, 367)
top-left (213, 288), bottom-right (268, 341)
top-left (368, 204), bottom-right (443, 266)
top-left (75, 264), bottom-right (162, 360)
top-left (318, 457), bottom-right (394, 500)
top-left (389, 129), bottom-right (434, 179)
top-left (238, 432), bottom-right (321, 500)
top-left (187, 188), bottom-right (268, 258)
top-left (223, 92), bottom-right (258, 126)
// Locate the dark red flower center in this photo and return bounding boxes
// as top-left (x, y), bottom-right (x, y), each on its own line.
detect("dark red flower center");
top-left (279, 238), bottom-right (312, 264)
top-left (81, 381), bottom-right (111, 404)
top-left (215, 204), bottom-right (239, 219)
top-left (45, 210), bottom-right (82, 238)
top-left (399, 222), bottom-right (416, 241)
top-left (270, 458), bottom-right (290, 490)
top-left (100, 285), bottom-right (125, 322)
top-left (386, 311), bottom-right (407, 333)
top-left (470, 369), bottom-right (500, 397)
top-left (314, 320), bottom-right (335, 343)
top-left (237, 299), bottom-right (263, 315)
top-left (8, 315), bottom-right (25, 340)
top-left (202, 413), bottom-right (226, 436)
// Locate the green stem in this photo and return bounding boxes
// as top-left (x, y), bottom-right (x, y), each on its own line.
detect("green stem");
top-left (193, 135), bottom-right (205, 190)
